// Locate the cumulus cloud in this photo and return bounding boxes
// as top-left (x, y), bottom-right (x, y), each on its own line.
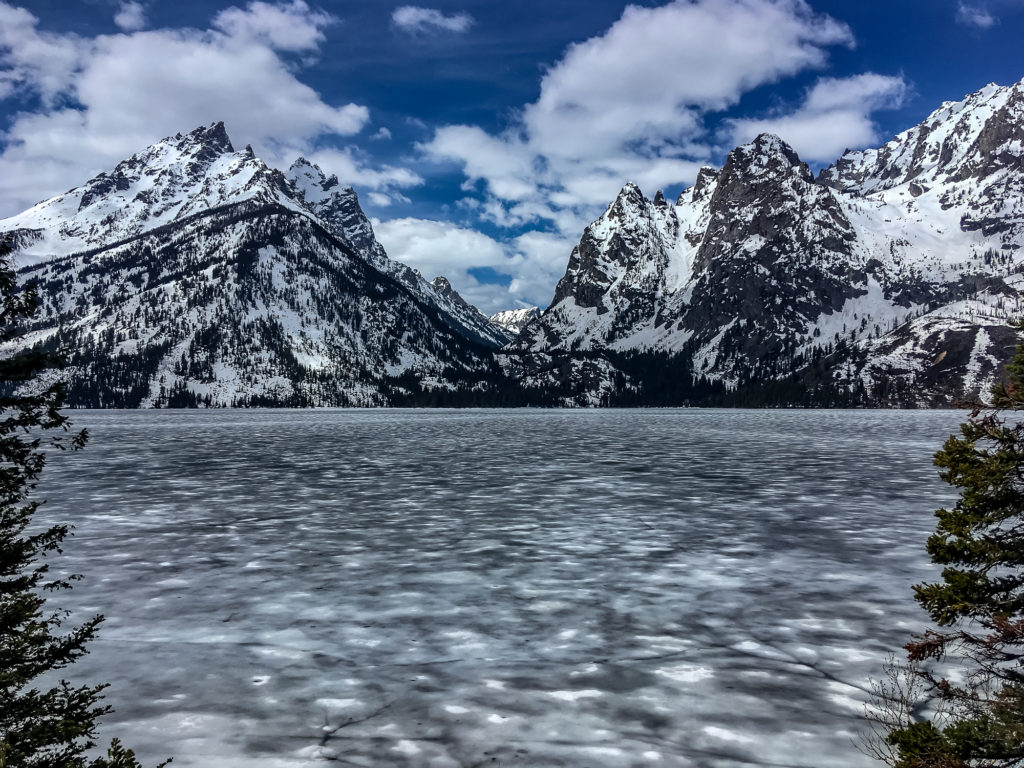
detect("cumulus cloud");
top-left (421, 0), bottom-right (882, 236)
top-left (391, 6), bottom-right (474, 34)
top-left (303, 147), bottom-right (422, 189)
top-left (522, 0), bottom-right (851, 162)
top-left (374, 217), bottom-right (510, 311)
top-left (0, 1), bottom-right (379, 216)
top-left (956, 2), bottom-right (997, 28)
top-left (373, 217), bottom-right (573, 312)
top-left (0, 3), bottom-right (86, 104)
top-left (505, 231), bottom-right (576, 310)
top-left (213, 0), bottom-right (334, 51)
top-left (727, 73), bottom-right (908, 162)
top-left (114, 2), bottom-right (147, 32)
top-left (374, 216), bottom-right (507, 276)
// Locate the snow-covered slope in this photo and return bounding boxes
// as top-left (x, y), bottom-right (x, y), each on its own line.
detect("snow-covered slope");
top-left (1, 123), bottom-right (298, 264)
top-left (283, 159), bottom-right (509, 348)
top-left (0, 124), bottom-right (506, 406)
top-left (514, 79), bottom-right (1024, 405)
top-left (488, 307), bottom-right (541, 337)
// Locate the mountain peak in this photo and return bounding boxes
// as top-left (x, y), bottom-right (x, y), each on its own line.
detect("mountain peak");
top-left (819, 78), bottom-right (1024, 195)
top-left (177, 121), bottom-right (235, 154)
top-left (617, 181), bottom-right (644, 201)
top-left (604, 182), bottom-right (650, 222)
top-left (687, 166), bottom-right (720, 203)
top-left (722, 133), bottom-right (812, 185)
top-left (0, 120), bottom-right (287, 261)
top-left (489, 306), bottom-right (541, 337)
top-left (430, 275), bottom-right (489, 321)
top-left (287, 157), bottom-right (344, 203)
top-left (431, 275), bottom-right (453, 292)
top-left (748, 133), bottom-right (805, 167)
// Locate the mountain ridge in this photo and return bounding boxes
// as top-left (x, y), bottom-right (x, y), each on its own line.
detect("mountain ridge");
top-left (3, 78), bottom-right (1024, 407)
top-left (0, 123), bottom-right (512, 406)
top-left (512, 77), bottom-right (1024, 405)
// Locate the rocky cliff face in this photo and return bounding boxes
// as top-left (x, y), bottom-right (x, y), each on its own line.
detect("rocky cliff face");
top-left (513, 79), bottom-right (1024, 405)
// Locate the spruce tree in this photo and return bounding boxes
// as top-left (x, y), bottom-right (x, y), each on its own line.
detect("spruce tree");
top-left (870, 323), bottom-right (1024, 767)
top-left (0, 239), bottom-right (164, 768)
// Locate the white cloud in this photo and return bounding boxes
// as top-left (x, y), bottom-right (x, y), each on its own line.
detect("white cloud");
top-left (0, 1), bottom-right (377, 216)
top-left (424, 125), bottom-right (536, 201)
top-left (391, 6), bottom-right (474, 34)
top-left (0, 3), bottom-right (86, 104)
top-left (302, 147), bottom-right (422, 191)
top-left (374, 216), bottom-right (507, 275)
top-left (727, 73), bottom-right (908, 162)
top-left (374, 217), bottom-right (509, 312)
top-left (421, 0), bottom-right (875, 234)
top-left (361, 189), bottom-right (411, 209)
top-left (506, 231), bottom-right (576, 309)
top-left (373, 217), bottom-right (572, 312)
top-left (370, 126), bottom-right (392, 140)
top-left (114, 2), bottom-right (147, 32)
top-left (523, 0), bottom-right (851, 162)
top-left (213, 0), bottom-right (334, 51)
top-left (956, 2), bottom-right (997, 28)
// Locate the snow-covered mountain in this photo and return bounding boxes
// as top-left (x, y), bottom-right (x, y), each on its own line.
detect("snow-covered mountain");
top-left (513, 79), bottom-right (1024, 406)
top-left (0, 123), bottom-right (508, 406)
top-left (488, 307), bottom-right (541, 337)
top-left (3, 78), bottom-right (1023, 408)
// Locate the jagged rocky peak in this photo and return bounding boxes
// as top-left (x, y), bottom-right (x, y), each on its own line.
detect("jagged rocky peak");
top-left (819, 78), bottom-right (1024, 193)
top-left (606, 181), bottom-right (649, 221)
top-left (429, 275), bottom-right (480, 314)
top-left (423, 275), bottom-right (514, 346)
top-left (430, 275), bottom-right (456, 296)
top-left (683, 166), bottom-right (720, 204)
top-left (702, 132), bottom-right (853, 255)
top-left (78, 121), bottom-right (241, 211)
top-left (287, 157), bottom-right (344, 203)
top-left (179, 120), bottom-right (235, 154)
top-left (695, 133), bottom-right (835, 266)
top-left (590, 181), bottom-right (682, 244)
top-left (720, 133), bottom-right (813, 187)
top-left (284, 158), bottom-right (381, 256)
top-left (0, 120), bottom-right (289, 263)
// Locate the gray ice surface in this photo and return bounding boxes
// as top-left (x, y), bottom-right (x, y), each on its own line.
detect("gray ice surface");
top-left (34, 408), bottom-right (964, 767)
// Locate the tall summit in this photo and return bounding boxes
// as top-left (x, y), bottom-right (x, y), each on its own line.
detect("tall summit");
top-left (0, 124), bottom-right (508, 406)
top-left (513, 79), bottom-right (1024, 406)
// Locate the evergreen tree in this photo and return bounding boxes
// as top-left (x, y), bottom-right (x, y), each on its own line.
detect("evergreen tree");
top-left (868, 322), bottom-right (1024, 767)
top-left (0, 239), bottom-right (165, 768)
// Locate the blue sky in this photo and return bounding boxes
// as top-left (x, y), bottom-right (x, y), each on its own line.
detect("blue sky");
top-left (1, 0), bottom-right (1022, 312)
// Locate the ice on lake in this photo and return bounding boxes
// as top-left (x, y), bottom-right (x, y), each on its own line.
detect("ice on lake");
top-left (36, 408), bottom-right (964, 767)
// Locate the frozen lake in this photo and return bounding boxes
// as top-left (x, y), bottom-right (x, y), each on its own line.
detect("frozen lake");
top-left (36, 408), bottom-right (964, 768)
